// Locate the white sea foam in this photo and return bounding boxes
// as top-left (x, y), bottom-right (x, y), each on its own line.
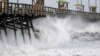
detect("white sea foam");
top-left (0, 16), bottom-right (100, 56)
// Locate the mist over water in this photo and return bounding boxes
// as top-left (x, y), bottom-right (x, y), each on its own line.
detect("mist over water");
top-left (0, 16), bottom-right (100, 56)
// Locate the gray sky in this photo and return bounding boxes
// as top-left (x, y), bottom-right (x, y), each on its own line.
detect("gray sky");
top-left (9, 0), bottom-right (100, 12)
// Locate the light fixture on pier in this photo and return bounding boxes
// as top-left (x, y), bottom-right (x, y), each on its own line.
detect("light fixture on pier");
top-left (57, 0), bottom-right (69, 10)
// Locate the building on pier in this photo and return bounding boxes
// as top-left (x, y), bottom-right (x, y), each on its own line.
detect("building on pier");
top-left (89, 6), bottom-right (96, 13)
top-left (75, 4), bottom-right (84, 12)
top-left (75, 0), bottom-right (84, 12)
top-left (57, 0), bottom-right (69, 10)
top-left (88, 0), bottom-right (97, 13)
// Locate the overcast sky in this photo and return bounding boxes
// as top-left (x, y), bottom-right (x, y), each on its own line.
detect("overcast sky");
top-left (9, 0), bottom-right (100, 12)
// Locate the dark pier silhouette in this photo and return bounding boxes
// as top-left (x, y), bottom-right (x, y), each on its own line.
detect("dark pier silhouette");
top-left (0, 0), bottom-right (100, 44)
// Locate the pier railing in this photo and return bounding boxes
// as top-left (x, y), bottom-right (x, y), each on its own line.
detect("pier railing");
top-left (0, 2), bottom-right (100, 19)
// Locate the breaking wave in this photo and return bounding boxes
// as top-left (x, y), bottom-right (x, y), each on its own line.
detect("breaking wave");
top-left (0, 16), bottom-right (100, 56)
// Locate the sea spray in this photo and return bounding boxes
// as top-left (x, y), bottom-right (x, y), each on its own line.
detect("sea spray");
top-left (32, 16), bottom-right (71, 47)
top-left (0, 16), bottom-right (100, 47)
top-left (0, 16), bottom-right (100, 56)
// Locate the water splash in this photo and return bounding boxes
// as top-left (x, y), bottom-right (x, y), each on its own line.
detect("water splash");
top-left (0, 16), bottom-right (100, 47)
top-left (0, 16), bottom-right (100, 56)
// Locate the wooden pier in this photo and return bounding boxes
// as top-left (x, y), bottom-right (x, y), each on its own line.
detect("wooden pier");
top-left (0, 1), bottom-right (100, 44)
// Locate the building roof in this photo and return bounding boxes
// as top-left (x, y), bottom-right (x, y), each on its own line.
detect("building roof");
top-left (75, 3), bottom-right (84, 6)
top-left (58, 0), bottom-right (67, 3)
top-left (90, 5), bottom-right (96, 8)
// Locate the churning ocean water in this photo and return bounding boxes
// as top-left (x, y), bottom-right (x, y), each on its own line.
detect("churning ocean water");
top-left (0, 16), bottom-right (100, 56)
